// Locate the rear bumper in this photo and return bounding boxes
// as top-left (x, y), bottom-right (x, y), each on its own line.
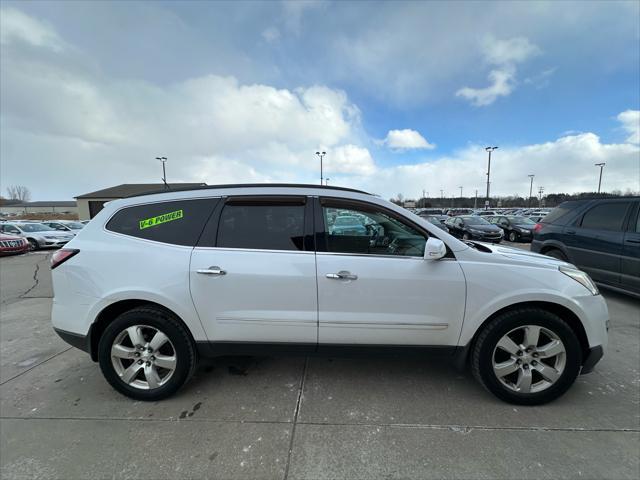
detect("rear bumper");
top-left (54, 327), bottom-right (91, 354)
top-left (581, 345), bottom-right (604, 374)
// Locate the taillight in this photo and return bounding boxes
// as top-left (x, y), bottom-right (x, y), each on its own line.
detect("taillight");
top-left (51, 249), bottom-right (79, 269)
top-left (533, 223), bottom-right (543, 234)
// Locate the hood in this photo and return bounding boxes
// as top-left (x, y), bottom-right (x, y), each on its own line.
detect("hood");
top-left (0, 234), bottom-right (23, 241)
top-left (465, 224), bottom-right (501, 232)
top-left (35, 230), bottom-right (75, 238)
top-left (477, 243), bottom-right (572, 269)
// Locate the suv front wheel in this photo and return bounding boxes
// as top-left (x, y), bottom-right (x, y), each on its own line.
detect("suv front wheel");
top-left (98, 306), bottom-right (196, 401)
top-left (471, 308), bottom-right (582, 405)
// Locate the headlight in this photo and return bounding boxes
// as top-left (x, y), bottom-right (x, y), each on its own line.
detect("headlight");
top-left (469, 229), bottom-right (482, 234)
top-left (559, 266), bottom-right (599, 295)
top-left (44, 236), bottom-right (59, 240)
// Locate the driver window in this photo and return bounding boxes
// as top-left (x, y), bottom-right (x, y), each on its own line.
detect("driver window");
top-left (321, 203), bottom-right (426, 257)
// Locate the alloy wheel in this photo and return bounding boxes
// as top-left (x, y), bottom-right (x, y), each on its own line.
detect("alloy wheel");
top-left (492, 325), bottom-right (566, 394)
top-left (110, 325), bottom-right (177, 390)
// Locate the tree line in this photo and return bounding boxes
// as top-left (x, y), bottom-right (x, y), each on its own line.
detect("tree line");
top-left (390, 190), bottom-right (639, 209)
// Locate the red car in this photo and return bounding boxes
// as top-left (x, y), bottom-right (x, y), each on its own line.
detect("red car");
top-left (0, 234), bottom-right (29, 256)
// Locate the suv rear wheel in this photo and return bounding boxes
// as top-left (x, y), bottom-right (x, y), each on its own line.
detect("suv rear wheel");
top-left (471, 308), bottom-right (582, 405)
top-left (98, 306), bottom-right (196, 401)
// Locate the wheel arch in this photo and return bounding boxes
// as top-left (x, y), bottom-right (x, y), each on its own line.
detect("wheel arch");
top-left (88, 300), bottom-right (195, 361)
top-left (455, 300), bottom-right (590, 370)
top-left (538, 241), bottom-right (571, 259)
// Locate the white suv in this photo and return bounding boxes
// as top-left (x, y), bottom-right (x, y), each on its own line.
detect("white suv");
top-left (51, 184), bottom-right (608, 404)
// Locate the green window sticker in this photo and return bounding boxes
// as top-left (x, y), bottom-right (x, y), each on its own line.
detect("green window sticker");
top-left (139, 209), bottom-right (184, 230)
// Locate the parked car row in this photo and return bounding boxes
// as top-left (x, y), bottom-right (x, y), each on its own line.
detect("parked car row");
top-left (0, 220), bottom-right (83, 253)
top-left (412, 207), bottom-right (552, 222)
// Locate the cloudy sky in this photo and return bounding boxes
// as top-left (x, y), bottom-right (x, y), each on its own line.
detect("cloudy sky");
top-left (1, 0), bottom-right (639, 201)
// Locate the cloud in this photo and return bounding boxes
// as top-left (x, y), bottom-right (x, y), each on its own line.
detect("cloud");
top-left (1, 7), bottom-right (638, 202)
top-left (456, 36), bottom-right (540, 106)
top-left (482, 36), bottom-right (541, 66)
top-left (0, 7), bottom-right (66, 52)
top-left (324, 145), bottom-right (376, 175)
top-left (383, 129), bottom-right (435, 150)
top-left (455, 68), bottom-right (516, 107)
top-left (261, 26), bottom-right (280, 43)
top-left (618, 110), bottom-right (640, 144)
top-left (345, 132), bottom-right (639, 199)
top-left (0, 9), bottom-right (370, 198)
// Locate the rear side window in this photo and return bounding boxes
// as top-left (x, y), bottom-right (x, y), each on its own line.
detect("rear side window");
top-left (106, 199), bottom-right (218, 246)
top-left (543, 203), bottom-right (582, 225)
top-left (216, 199), bottom-right (306, 251)
top-left (580, 202), bottom-right (631, 231)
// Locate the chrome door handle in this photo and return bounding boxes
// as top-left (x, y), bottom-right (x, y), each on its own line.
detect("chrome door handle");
top-left (197, 266), bottom-right (226, 275)
top-left (326, 271), bottom-right (358, 280)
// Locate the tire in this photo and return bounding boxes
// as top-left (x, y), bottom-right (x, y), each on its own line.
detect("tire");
top-left (508, 231), bottom-right (518, 242)
top-left (27, 239), bottom-right (38, 251)
top-left (471, 308), bottom-right (582, 405)
top-left (462, 232), bottom-right (471, 240)
top-left (545, 248), bottom-right (568, 262)
top-left (98, 306), bottom-right (196, 401)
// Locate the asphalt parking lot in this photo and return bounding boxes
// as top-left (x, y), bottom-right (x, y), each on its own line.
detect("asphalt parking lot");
top-left (1, 246), bottom-right (639, 480)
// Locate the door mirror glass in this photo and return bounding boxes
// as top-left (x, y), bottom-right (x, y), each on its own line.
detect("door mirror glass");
top-left (424, 237), bottom-right (446, 260)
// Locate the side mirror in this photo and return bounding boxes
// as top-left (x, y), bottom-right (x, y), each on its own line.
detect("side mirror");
top-left (424, 237), bottom-right (447, 260)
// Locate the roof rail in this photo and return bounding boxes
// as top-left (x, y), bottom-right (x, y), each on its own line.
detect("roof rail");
top-left (126, 183), bottom-right (370, 198)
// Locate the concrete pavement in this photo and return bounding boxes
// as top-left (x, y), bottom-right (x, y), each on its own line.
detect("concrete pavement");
top-left (1, 249), bottom-right (638, 479)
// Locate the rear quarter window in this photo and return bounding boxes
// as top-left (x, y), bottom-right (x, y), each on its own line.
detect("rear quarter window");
top-left (542, 202), bottom-right (586, 225)
top-left (106, 198), bottom-right (219, 246)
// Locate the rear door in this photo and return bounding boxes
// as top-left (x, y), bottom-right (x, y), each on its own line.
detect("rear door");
top-left (622, 202), bottom-right (640, 294)
top-left (566, 201), bottom-right (632, 285)
top-left (190, 196), bottom-right (318, 345)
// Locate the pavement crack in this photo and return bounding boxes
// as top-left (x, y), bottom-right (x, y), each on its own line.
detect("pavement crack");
top-left (19, 262), bottom-right (41, 299)
top-left (283, 356), bottom-right (308, 480)
top-left (0, 416), bottom-right (638, 435)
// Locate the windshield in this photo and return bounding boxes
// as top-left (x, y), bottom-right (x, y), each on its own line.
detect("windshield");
top-left (463, 217), bottom-right (491, 226)
top-left (17, 223), bottom-right (55, 232)
top-left (63, 222), bottom-right (84, 229)
top-left (507, 216), bottom-right (535, 225)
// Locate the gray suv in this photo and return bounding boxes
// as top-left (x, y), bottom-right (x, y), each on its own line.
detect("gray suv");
top-left (0, 222), bottom-right (74, 250)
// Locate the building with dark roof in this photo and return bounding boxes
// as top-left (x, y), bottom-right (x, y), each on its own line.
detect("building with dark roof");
top-left (75, 183), bottom-right (206, 219)
top-left (0, 201), bottom-right (77, 216)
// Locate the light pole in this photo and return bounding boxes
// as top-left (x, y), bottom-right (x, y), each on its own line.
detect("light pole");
top-left (156, 157), bottom-right (167, 187)
top-left (528, 174), bottom-right (535, 208)
top-left (485, 146), bottom-right (498, 209)
top-left (325, 178), bottom-right (330, 186)
top-left (595, 163), bottom-right (605, 193)
top-left (315, 151), bottom-right (326, 185)
top-left (538, 186), bottom-right (545, 206)
top-left (474, 189), bottom-right (478, 209)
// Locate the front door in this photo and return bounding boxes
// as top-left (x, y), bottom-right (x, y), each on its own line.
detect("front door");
top-left (621, 203), bottom-right (640, 294)
top-left (190, 196), bottom-right (318, 345)
top-left (315, 198), bottom-right (466, 347)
